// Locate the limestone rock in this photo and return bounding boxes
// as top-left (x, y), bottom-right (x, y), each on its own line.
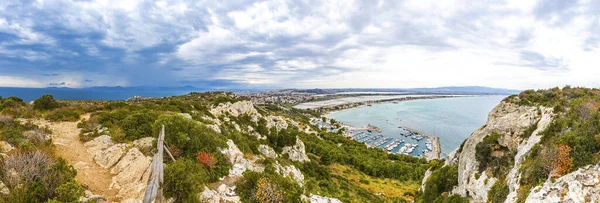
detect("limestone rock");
top-left (421, 169), bottom-right (433, 192)
top-left (94, 143), bottom-right (129, 169)
top-left (258, 145), bottom-right (278, 159)
top-left (505, 107), bottom-right (554, 203)
top-left (79, 190), bottom-right (107, 202)
top-left (0, 141), bottom-right (14, 153)
top-left (201, 185), bottom-right (240, 203)
top-left (220, 140), bottom-right (264, 177)
top-left (84, 135), bottom-right (113, 155)
top-left (266, 116), bottom-right (288, 131)
top-left (132, 137), bottom-right (155, 152)
top-left (453, 102), bottom-right (539, 202)
top-left (210, 101), bottom-right (259, 122)
top-left (526, 166), bottom-right (600, 202)
top-left (308, 194), bottom-right (342, 203)
top-left (275, 163), bottom-right (305, 187)
top-left (282, 138), bottom-right (309, 162)
top-left (110, 148), bottom-right (152, 201)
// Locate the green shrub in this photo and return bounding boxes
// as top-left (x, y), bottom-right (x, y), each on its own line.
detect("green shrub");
top-left (1, 126), bottom-right (25, 146)
top-left (420, 165), bottom-right (460, 203)
top-left (46, 108), bottom-right (80, 122)
top-left (164, 158), bottom-right (209, 202)
top-left (488, 180), bottom-right (509, 203)
top-left (236, 171), bottom-right (302, 203)
top-left (33, 95), bottom-right (59, 110)
top-left (118, 112), bottom-right (158, 142)
top-left (54, 180), bottom-right (84, 202)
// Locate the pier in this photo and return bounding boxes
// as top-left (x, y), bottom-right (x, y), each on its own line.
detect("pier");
top-left (399, 125), bottom-right (441, 160)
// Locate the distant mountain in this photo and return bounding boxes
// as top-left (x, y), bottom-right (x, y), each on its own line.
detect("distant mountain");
top-left (405, 86), bottom-right (521, 95)
top-left (289, 86), bottom-right (520, 95)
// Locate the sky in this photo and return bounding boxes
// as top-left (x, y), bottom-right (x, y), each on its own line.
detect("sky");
top-left (0, 0), bottom-right (599, 90)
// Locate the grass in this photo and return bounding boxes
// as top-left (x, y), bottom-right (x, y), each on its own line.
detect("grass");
top-left (328, 163), bottom-right (419, 201)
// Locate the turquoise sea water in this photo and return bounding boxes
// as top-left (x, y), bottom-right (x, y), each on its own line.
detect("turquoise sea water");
top-left (328, 96), bottom-right (506, 157)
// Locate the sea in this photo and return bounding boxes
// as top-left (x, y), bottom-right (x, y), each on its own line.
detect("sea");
top-left (0, 87), bottom-right (200, 101)
top-left (327, 95), bottom-right (507, 157)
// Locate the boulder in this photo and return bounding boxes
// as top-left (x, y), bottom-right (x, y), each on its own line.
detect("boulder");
top-left (282, 138), bottom-right (310, 162)
top-left (258, 145), bottom-right (278, 159)
top-left (526, 166), bottom-right (600, 202)
top-left (308, 194), bottom-right (342, 203)
top-left (84, 135), bottom-right (113, 155)
top-left (201, 185), bottom-right (240, 203)
top-left (94, 144), bottom-right (129, 169)
top-left (276, 163), bottom-right (305, 187)
top-left (110, 148), bottom-right (152, 201)
top-left (132, 137), bottom-right (155, 152)
top-left (220, 140), bottom-right (264, 177)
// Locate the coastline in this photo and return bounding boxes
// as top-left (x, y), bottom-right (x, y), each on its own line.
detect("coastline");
top-left (320, 95), bottom-right (462, 160)
top-left (320, 95), bottom-right (467, 116)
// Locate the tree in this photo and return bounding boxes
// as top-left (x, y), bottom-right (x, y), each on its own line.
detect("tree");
top-left (33, 94), bottom-right (59, 110)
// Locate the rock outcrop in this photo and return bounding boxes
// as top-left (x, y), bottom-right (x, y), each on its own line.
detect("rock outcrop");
top-left (201, 184), bottom-right (241, 203)
top-left (258, 144), bottom-right (278, 159)
top-left (282, 138), bottom-right (310, 162)
top-left (275, 162), bottom-right (305, 187)
top-left (526, 165), bottom-right (600, 202)
top-left (307, 194), bottom-right (343, 203)
top-left (210, 101), bottom-right (260, 122)
top-left (84, 136), bottom-right (153, 201)
top-left (220, 140), bottom-right (264, 177)
top-left (504, 107), bottom-right (553, 202)
top-left (452, 102), bottom-right (543, 202)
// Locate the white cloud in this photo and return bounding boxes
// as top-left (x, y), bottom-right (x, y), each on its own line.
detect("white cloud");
top-left (1, 0), bottom-right (600, 89)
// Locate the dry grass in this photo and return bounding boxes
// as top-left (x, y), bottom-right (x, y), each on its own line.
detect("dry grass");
top-left (328, 163), bottom-right (419, 201)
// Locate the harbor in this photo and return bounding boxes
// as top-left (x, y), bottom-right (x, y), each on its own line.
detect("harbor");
top-left (338, 123), bottom-right (440, 159)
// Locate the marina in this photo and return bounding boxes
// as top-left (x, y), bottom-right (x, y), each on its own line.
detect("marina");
top-left (343, 125), bottom-right (437, 158)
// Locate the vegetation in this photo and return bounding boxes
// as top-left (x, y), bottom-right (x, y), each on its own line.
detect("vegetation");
top-left (164, 158), bottom-right (209, 202)
top-left (236, 171), bottom-right (303, 203)
top-left (417, 165), bottom-right (467, 203)
top-left (505, 87), bottom-right (600, 202)
top-left (33, 94), bottom-right (60, 110)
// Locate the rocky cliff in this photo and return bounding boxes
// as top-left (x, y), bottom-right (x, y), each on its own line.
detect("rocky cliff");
top-left (431, 98), bottom-right (600, 203)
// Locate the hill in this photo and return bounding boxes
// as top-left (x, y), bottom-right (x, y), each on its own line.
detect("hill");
top-left (418, 86), bottom-right (600, 202)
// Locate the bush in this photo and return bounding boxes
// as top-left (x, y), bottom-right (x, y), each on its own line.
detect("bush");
top-left (164, 158), bottom-right (209, 202)
top-left (33, 95), bottom-right (59, 110)
top-left (46, 108), bottom-right (81, 122)
top-left (54, 180), bottom-right (84, 202)
top-left (236, 171), bottom-right (302, 203)
top-left (420, 165), bottom-right (460, 203)
top-left (488, 180), bottom-right (509, 203)
top-left (118, 112), bottom-right (158, 142)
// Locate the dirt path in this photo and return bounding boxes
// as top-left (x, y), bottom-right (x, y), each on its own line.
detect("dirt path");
top-left (31, 114), bottom-right (120, 202)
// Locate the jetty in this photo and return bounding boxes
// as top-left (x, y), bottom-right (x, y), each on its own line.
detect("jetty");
top-left (398, 125), bottom-right (441, 160)
top-left (354, 124), bottom-right (382, 133)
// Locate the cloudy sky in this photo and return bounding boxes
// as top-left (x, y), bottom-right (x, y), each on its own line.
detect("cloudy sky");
top-left (0, 0), bottom-right (599, 89)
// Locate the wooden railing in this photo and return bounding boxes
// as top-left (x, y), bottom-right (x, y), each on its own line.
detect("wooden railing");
top-left (143, 125), bottom-right (166, 203)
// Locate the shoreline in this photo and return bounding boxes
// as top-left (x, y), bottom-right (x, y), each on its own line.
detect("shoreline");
top-left (321, 95), bottom-right (468, 116)
top-left (322, 96), bottom-right (453, 160)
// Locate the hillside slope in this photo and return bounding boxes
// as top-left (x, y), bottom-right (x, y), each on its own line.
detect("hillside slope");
top-left (420, 87), bottom-right (600, 203)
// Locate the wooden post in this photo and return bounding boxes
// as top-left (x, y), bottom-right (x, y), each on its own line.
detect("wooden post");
top-left (143, 125), bottom-right (165, 203)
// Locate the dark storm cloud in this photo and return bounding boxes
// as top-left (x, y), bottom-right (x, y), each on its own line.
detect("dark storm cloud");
top-left (0, 0), bottom-right (598, 88)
